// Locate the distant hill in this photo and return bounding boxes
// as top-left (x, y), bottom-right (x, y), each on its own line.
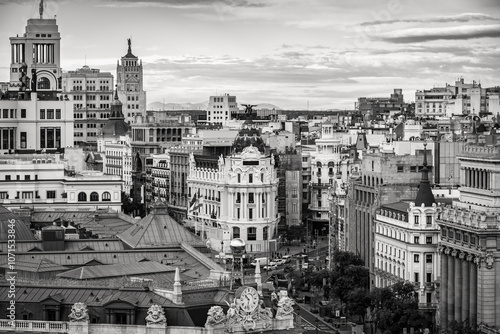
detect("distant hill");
top-left (148, 101), bottom-right (282, 111)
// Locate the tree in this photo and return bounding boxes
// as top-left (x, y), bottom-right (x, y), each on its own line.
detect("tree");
top-left (370, 281), bottom-right (430, 334)
top-left (284, 224), bottom-right (307, 244)
top-left (442, 320), bottom-right (480, 334)
top-left (346, 287), bottom-right (370, 322)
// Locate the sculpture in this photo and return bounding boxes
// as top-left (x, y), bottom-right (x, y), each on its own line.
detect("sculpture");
top-left (145, 304), bottom-right (166, 325)
top-left (68, 302), bottom-right (89, 322)
top-left (205, 305), bottom-right (226, 327)
top-left (276, 296), bottom-right (295, 318)
top-left (242, 104), bottom-right (257, 114)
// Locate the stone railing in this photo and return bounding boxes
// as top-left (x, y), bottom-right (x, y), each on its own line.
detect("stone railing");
top-left (0, 319), bottom-right (67, 332)
top-left (460, 144), bottom-right (500, 157)
top-left (439, 206), bottom-right (499, 230)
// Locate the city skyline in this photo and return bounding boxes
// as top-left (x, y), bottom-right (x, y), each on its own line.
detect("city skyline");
top-left (0, 0), bottom-right (500, 110)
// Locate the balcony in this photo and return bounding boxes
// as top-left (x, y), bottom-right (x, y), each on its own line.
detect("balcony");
top-left (0, 320), bottom-right (68, 332)
top-left (310, 183), bottom-right (330, 188)
top-left (418, 303), bottom-right (437, 310)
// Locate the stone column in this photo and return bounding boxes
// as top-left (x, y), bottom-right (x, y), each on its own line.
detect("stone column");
top-left (440, 247), bottom-right (448, 328)
top-left (446, 248), bottom-right (455, 322)
top-left (463, 254), bottom-right (472, 321)
top-left (453, 250), bottom-right (462, 322)
top-left (470, 256), bottom-right (478, 324)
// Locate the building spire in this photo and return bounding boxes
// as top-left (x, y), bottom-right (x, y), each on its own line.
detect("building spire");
top-left (414, 143), bottom-right (436, 207)
top-left (39, 0), bottom-right (44, 19)
top-left (127, 38), bottom-right (132, 55)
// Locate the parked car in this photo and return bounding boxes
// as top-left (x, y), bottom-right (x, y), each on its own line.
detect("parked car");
top-left (275, 259), bottom-right (286, 266)
top-left (282, 255), bottom-right (292, 263)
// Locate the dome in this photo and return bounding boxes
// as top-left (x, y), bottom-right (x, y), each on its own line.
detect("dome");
top-left (230, 238), bottom-right (246, 254)
top-left (100, 120), bottom-right (130, 136)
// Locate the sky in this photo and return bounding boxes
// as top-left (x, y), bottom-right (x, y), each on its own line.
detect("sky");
top-left (0, 0), bottom-right (500, 110)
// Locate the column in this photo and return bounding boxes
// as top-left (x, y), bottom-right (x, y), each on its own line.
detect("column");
top-left (463, 254), bottom-right (471, 321)
top-left (446, 248), bottom-right (455, 322)
top-left (475, 169), bottom-right (479, 189)
top-left (11, 44), bottom-right (14, 63)
top-left (21, 43), bottom-right (25, 63)
top-left (454, 250), bottom-right (462, 322)
top-left (470, 257), bottom-right (478, 324)
top-left (465, 168), bottom-right (469, 187)
top-left (440, 248), bottom-right (448, 327)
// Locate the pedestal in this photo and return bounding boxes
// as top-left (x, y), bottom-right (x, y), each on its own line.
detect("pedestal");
top-left (68, 322), bottom-right (89, 334)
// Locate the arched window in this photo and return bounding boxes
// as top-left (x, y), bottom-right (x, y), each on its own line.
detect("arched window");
top-left (90, 192), bottom-right (99, 201)
top-left (233, 226), bottom-right (240, 239)
top-left (37, 77), bottom-right (50, 90)
top-left (102, 192), bottom-right (111, 201)
top-left (247, 227), bottom-right (257, 241)
top-left (78, 192), bottom-right (87, 202)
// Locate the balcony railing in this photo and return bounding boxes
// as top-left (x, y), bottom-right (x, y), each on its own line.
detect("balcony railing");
top-left (0, 320), bottom-right (68, 332)
top-left (418, 303), bottom-right (437, 310)
top-left (310, 183), bottom-right (330, 188)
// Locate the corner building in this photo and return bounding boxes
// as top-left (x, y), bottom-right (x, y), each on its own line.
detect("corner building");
top-left (437, 138), bottom-right (500, 331)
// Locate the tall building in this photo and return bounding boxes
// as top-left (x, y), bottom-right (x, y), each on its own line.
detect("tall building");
top-left (357, 88), bottom-right (411, 119)
top-left (62, 66), bottom-right (114, 147)
top-left (373, 145), bottom-right (440, 322)
top-left (437, 135), bottom-right (500, 331)
top-left (0, 3), bottom-right (74, 153)
top-left (207, 93), bottom-right (239, 125)
top-left (116, 39), bottom-right (146, 123)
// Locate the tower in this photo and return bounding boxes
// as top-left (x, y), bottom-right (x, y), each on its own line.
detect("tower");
top-left (9, 0), bottom-right (62, 92)
top-left (116, 38), bottom-right (147, 123)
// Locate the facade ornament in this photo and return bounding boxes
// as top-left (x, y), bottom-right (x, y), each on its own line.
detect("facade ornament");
top-left (466, 254), bottom-right (474, 262)
top-left (68, 302), bottom-right (89, 322)
top-left (485, 252), bottom-right (494, 269)
top-left (276, 295), bottom-right (295, 319)
top-left (437, 245), bottom-right (445, 254)
top-left (444, 248), bottom-right (452, 256)
top-left (145, 304), bottom-right (166, 325)
top-left (474, 256), bottom-right (482, 268)
top-left (458, 252), bottom-right (466, 261)
top-left (451, 249), bottom-right (458, 258)
top-left (205, 306), bottom-right (226, 327)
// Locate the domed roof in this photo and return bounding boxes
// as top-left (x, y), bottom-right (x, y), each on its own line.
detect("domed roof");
top-left (0, 206), bottom-right (36, 241)
top-left (100, 120), bottom-right (130, 136)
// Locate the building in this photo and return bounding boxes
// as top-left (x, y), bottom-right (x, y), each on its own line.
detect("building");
top-left (97, 91), bottom-right (132, 191)
top-left (437, 136), bottom-right (500, 331)
top-left (0, 153), bottom-right (122, 211)
top-left (116, 39), bottom-right (146, 123)
top-left (357, 88), bottom-right (411, 119)
top-left (373, 146), bottom-right (440, 323)
top-left (346, 143), bottom-right (432, 287)
top-left (1, 7), bottom-right (74, 153)
top-left (207, 94), bottom-right (239, 125)
top-left (62, 66), bottom-right (114, 147)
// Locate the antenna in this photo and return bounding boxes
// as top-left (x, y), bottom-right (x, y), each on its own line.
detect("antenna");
top-left (84, 55), bottom-right (86, 66)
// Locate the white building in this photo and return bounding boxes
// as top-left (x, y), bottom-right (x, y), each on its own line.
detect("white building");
top-left (373, 147), bottom-right (440, 310)
top-left (0, 154), bottom-right (122, 211)
top-left (207, 94), bottom-right (239, 125)
top-left (186, 145), bottom-right (279, 255)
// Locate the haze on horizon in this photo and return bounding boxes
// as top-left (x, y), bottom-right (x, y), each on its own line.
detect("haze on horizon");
top-left (0, 0), bottom-right (499, 110)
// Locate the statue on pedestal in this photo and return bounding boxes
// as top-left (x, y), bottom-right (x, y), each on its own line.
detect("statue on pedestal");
top-left (145, 304), bottom-right (166, 325)
top-left (68, 302), bottom-right (89, 322)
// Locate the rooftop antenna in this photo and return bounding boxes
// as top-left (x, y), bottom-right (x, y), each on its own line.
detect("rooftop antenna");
top-left (39, 0), bottom-right (44, 19)
top-left (84, 55), bottom-right (86, 66)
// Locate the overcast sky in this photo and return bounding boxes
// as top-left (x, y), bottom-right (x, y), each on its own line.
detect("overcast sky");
top-left (1, 0), bottom-right (500, 110)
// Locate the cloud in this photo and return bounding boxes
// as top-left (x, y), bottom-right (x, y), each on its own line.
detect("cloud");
top-left (94, 0), bottom-right (270, 8)
top-left (361, 13), bottom-right (500, 26)
top-left (377, 24), bottom-right (500, 43)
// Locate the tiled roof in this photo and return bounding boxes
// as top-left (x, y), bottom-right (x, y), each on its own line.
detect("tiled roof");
top-left (380, 202), bottom-right (410, 213)
top-left (0, 205), bottom-right (36, 241)
top-left (57, 262), bottom-right (176, 280)
top-left (0, 258), bottom-right (68, 273)
top-left (0, 239), bottom-right (125, 253)
top-left (118, 206), bottom-right (204, 249)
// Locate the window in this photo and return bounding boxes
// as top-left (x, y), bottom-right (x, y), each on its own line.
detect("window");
top-left (426, 273), bottom-right (432, 283)
top-left (397, 165), bottom-right (404, 173)
top-left (248, 192), bottom-right (254, 203)
top-left (56, 109), bottom-right (61, 119)
top-left (410, 166), bottom-right (417, 172)
top-left (46, 191), bottom-right (56, 199)
top-left (263, 226), bottom-right (268, 240)
top-left (414, 215), bottom-right (419, 225)
top-left (20, 132), bottom-right (27, 149)
top-left (90, 192), bottom-right (99, 201)
top-left (5, 175), bottom-right (11, 181)
top-left (237, 174), bottom-right (241, 183)
top-left (236, 192), bottom-right (241, 203)
top-left (24, 175), bottom-right (30, 180)
top-left (78, 192), bottom-right (87, 202)
top-left (414, 236), bottom-right (420, 244)
top-left (40, 109), bottom-right (45, 119)
top-left (247, 227), bottom-right (257, 240)
top-left (249, 173), bottom-right (253, 183)
top-left (426, 215), bottom-right (432, 225)
top-left (102, 192), bottom-right (111, 201)
top-left (249, 208), bottom-right (253, 219)
top-left (463, 234), bottom-right (469, 243)
top-left (21, 109), bottom-right (26, 118)
top-left (233, 227), bottom-right (240, 239)
top-left (37, 77), bottom-right (50, 90)
top-left (47, 109), bottom-right (54, 119)
top-left (0, 192), bottom-right (8, 199)
top-left (414, 254), bottom-right (420, 263)
top-left (426, 254), bottom-right (432, 263)
top-left (414, 272), bottom-right (419, 283)
top-left (426, 236), bottom-right (432, 244)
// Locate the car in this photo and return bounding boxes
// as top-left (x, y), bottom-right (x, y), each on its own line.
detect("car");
top-left (301, 262), bottom-right (309, 269)
top-left (282, 255), bottom-right (292, 263)
top-left (275, 259), bottom-right (286, 266)
top-left (263, 264), bottom-right (277, 271)
top-left (269, 261), bottom-right (279, 267)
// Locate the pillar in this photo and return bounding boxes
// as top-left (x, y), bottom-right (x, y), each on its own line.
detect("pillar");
top-left (446, 248), bottom-right (455, 323)
top-left (470, 257), bottom-right (478, 324)
top-left (454, 250), bottom-right (462, 322)
top-left (463, 255), bottom-right (471, 321)
top-left (440, 248), bottom-right (448, 328)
